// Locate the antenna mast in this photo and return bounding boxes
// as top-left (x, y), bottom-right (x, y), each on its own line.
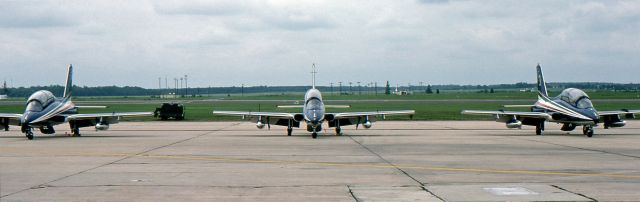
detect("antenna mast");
top-left (311, 63), bottom-right (318, 89)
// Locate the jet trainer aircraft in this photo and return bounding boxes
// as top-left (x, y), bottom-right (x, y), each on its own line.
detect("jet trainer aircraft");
top-left (0, 65), bottom-right (152, 140)
top-left (213, 64), bottom-right (415, 139)
top-left (462, 64), bottom-right (640, 137)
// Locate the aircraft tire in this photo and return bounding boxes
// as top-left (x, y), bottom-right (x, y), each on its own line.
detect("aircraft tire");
top-left (73, 127), bottom-right (81, 137)
top-left (287, 128), bottom-right (292, 136)
top-left (583, 126), bottom-right (594, 138)
top-left (535, 122), bottom-right (544, 135)
top-left (312, 132), bottom-right (317, 139)
top-left (336, 128), bottom-right (342, 136)
top-left (26, 131), bottom-right (34, 140)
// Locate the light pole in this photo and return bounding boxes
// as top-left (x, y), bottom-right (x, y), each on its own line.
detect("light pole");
top-left (338, 82), bottom-right (342, 95)
top-left (174, 78), bottom-right (178, 98)
top-left (180, 77), bottom-right (184, 97)
top-left (375, 82), bottom-right (378, 95)
top-left (330, 82), bottom-right (334, 96)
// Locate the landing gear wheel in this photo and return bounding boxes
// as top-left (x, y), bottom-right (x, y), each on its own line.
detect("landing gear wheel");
top-left (335, 128), bottom-right (342, 136)
top-left (583, 126), bottom-right (594, 138)
top-left (535, 122), bottom-right (544, 136)
top-left (535, 126), bottom-right (543, 135)
top-left (72, 127), bottom-right (81, 137)
top-left (26, 131), bottom-right (34, 140)
top-left (312, 132), bottom-right (318, 139)
top-left (287, 128), bottom-right (292, 136)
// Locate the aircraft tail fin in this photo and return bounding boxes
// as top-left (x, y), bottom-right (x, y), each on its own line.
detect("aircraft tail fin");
top-left (63, 64), bottom-right (73, 99)
top-left (536, 64), bottom-right (548, 97)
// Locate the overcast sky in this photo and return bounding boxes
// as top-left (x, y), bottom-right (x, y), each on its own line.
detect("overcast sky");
top-left (0, 0), bottom-right (638, 88)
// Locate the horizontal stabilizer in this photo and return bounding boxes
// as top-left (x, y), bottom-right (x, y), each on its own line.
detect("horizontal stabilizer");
top-left (503, 105), bottom-right (534, 108)
top-left (325, 105), bottom-right (351, 108)
top-left (277, 105), bottom-right (351, 108)
top-left (75, 106), bottom-right (108, 109)
top-left (277, 105), bottom-right (304, 108)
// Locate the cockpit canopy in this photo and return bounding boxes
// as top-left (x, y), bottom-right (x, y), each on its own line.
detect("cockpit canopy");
top-left (26, 90), bottom-right (56, 112)
top-left (306, 98), bottom-right (324, 110)
top-left (558, 88), bottom-right (593, 109)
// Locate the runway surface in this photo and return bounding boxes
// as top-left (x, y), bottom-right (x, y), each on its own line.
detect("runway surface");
top-left (1, 121), bottom-right (639, 201)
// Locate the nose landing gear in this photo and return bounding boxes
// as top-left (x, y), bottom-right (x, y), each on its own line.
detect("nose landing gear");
top-left (22, 125), bottom-right (34, 140)
top-left (26, 130), bottom-right (34, 140)
top-left (582, 125), bottom-right (594, 138)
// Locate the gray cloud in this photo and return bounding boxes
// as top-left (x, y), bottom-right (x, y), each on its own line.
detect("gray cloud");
top-left (0, 0), bottom-right (638, 88)
top-left (0, 1), bottom-right (77, 28)
top-left (416, 0), bottom-right (449, 4)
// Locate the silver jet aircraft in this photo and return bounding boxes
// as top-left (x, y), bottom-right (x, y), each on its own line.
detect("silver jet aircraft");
top-left (462, 64), bottom-right (640, 137)
top-left (213, 64), bottom-right (415, 139)
top-left (0, 65), bottom-right (152, 140)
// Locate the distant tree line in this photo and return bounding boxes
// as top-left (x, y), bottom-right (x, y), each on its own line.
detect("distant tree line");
top-left (3, 82), bottom-right (640, 98)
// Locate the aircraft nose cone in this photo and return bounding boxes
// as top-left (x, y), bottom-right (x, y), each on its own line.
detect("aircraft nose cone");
top-left (21, 113), bottom-right (30, 124)
top-left (590, 111), bottom-right (600, 123)
top-left (22, 112), bottom-right (39, 124)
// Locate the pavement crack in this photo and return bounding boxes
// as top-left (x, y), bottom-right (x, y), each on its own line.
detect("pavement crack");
top-left (421, 186), bottom-right (446, 202)
top-left (347, 185), bottom-right (362, 202)
top-left (346, 134), bottom-right (423, 186)
top-left (512, 136), bottom-right (640, 159)
top-left (551, 184), bottom-right (598, 202)
top-left (0, 123), bottom-right (241, 199)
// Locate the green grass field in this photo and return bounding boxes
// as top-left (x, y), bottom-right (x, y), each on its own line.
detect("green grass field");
top-left (1, 92), bottom-right (639, 122)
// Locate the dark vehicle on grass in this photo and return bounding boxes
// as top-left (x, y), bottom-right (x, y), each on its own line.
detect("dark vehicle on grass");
top-left (154, 103), bottom-right (185, 120)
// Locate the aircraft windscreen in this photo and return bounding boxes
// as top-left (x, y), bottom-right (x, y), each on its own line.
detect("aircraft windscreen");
top-left (26, 101), bottom-right (43, 112)
top-left (306, 98), bottom-right (323, 110)
top-left (576, 98), bottom-right (594, 109)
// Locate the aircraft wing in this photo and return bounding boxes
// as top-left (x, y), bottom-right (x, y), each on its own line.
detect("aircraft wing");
top-left (0, 113), bottom-right (23, 127)
top-left (462, 110), bottom-right (552, 119)
top-left (332, 110), bottom-right (415, 119)
top-left (598, 110), bottom-right (640, 116)
top-left (213, 111), bottom-right (295, 119)
top-left (213, 111), bottom-right (300, 128)
top-left (67, 112), bottom-right (153, 120)
top-left (63, 112), bottom-right (152, 129)
top-left (0, 113), bottom-right (23, 119)
top-left (326, 110), bottom-right (415, 128)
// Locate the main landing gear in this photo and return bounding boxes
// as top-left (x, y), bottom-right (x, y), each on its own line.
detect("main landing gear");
top-left (535, 122), bottom-right (544, 135)
top-left (70, 122), bottom-right (81, 137)
top-left (287, 128), bottom-right (292, 136)
top-left (582, 125), bottom-right (594, 138)
top-left (335, 127), bottom-right (342, 136)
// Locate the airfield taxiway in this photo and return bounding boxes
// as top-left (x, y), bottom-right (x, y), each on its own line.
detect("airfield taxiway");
top-left (1, 121), bottom-right (639, 201)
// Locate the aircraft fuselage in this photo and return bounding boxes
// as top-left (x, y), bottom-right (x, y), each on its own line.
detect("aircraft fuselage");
top-left (303, 89), bottom-right (325, 132)
top-left (21, 91), bottom-right (76, 131)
